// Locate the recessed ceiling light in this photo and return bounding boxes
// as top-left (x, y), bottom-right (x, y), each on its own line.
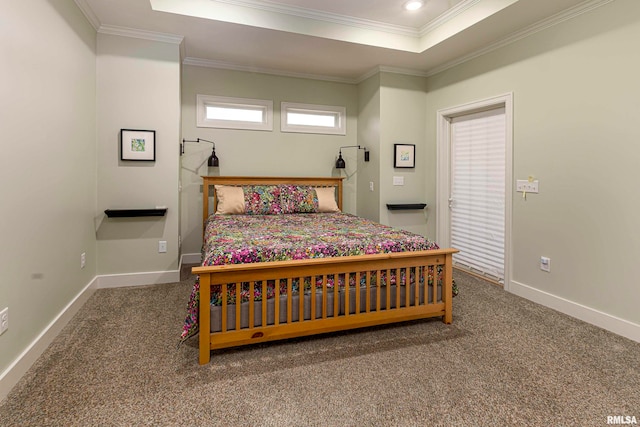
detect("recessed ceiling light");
top-left (404, 0), bottom-right (424, 11)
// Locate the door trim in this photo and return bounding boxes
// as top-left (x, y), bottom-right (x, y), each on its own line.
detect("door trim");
top-left (436, 93), bottom-right (513, 290)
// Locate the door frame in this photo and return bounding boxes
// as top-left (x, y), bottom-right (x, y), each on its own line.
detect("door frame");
top-left (436, 93), bottom-right (513, 291)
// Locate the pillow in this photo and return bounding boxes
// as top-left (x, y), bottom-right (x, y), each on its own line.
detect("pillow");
top-left (279, 185), bottom-right (318, 213)
top-left (244, 185), bottom-right (283, 215)
top-left (315, 187), bottom-right (340, 213)
top-left (214, 185), bottom-right (245, 214)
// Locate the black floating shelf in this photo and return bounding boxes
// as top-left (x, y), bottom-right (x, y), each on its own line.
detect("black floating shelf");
top-left (386, 203), bottom-right (427, 211)
top-left (104, 208), bottom-right (167, 218)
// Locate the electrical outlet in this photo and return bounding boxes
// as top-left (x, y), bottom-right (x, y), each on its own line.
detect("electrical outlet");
top-left (516, 179), bottom-right (539, 193)
top-left (0, 307), bottom-right (8, 335)
top-left (369, 181), bottom-right (374, 191)
top-left (159, 241), bottom-right (167, 253)
top-left (540, 256), bottom-right (551, 272)
top-left (81, 252), bottom-right (86, 269)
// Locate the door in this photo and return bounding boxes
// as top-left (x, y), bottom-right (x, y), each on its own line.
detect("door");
top-left (450, 108), bottom-right (505, 283)
top-left (436, 94), bottom-right (512, 287)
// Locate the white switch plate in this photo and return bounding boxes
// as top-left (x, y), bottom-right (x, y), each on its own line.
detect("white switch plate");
top-left (393, 176), bottom-right (404, 186)
top-left (159, 241), bottom-right (167, 253)
top-left (81, 252), bottom-right (86, 269)
top-left (0, 307), bottom-right (8, 335)
top-left (516, 179), bottom-right (539, 193)
top-left (540, 256), bottom-right (551, 272)
top-left (369, 181), bottom-right (374, 191)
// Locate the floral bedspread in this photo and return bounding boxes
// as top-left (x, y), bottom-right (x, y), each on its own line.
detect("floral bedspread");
top-left (180, 213), bottom-right (440, 341)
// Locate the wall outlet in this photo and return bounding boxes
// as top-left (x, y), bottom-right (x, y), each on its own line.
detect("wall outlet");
top-left (0, 307), bottom-right (8, 335)
top-left (540, 256), bottom-right (551, 272)
top-left (159, 241), bottom-right (167, 253)
top-left (369, 181), bottom-right (374, 191)
top-left (81, 252), bottom-right (86, 269)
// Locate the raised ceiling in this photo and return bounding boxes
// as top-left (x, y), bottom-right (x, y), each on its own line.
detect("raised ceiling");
top-left (75, 0), bottom-right (605, 82)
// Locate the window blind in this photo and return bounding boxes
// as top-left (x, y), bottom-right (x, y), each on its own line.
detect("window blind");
top-left (450, 108), bottom-right (506, 282)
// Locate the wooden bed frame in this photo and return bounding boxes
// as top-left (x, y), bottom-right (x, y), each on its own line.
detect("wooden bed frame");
top-left (192, 176), bottom-right (457, 364)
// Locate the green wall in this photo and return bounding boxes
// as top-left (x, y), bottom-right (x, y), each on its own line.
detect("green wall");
top-left (425, 0), bottom-right (640, 328)
top-left (96, 34), bottom-right (181, 277)
top-left (0, 0), bottom-right (97, 389)
top-left (180, 66), bottom-right (359, 255)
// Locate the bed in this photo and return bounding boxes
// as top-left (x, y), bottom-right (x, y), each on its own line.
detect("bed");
top-left (182, 176), bottom-right (458, 365)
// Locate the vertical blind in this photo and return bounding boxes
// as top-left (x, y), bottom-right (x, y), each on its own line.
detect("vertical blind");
top-left (450, 107), bottom-right (506, 282)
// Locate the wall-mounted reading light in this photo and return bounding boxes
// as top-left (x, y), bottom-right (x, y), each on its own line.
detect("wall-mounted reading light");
top-left (335, 145), bottom-right (369, 169)
top-left (181, 138), bottom-right (219, 167)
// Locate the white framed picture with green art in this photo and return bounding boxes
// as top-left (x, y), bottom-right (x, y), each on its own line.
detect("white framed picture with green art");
top-left (394, 143), bottom-right (415, 168)
top-left (120, 129), bottom-right (156, 161)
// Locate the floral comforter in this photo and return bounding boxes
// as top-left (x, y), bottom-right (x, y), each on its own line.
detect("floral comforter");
top-left (180, 213), bottom-right (440, 341)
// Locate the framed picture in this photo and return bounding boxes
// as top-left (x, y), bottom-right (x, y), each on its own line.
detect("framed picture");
top-left (394, 143), bottom-right (415, 168)
top-left (120, 129), bottom-right (156, 161)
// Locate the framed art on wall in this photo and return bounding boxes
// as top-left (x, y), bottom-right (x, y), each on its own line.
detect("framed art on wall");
top-left (120, 129), bottom-right (156, 161)
top-left (394, 143), bottom-right (415, 168)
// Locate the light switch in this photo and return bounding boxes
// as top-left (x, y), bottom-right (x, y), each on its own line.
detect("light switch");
top-left (393, 176), bottom-right (404, 186)
top-left (516, 179), bottom-right (539, 193)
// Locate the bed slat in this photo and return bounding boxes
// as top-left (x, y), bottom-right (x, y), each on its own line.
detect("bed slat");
top-left (249, 282), bottom-right (255, 328)
top-left (235, 284), bottom-right (241, 331)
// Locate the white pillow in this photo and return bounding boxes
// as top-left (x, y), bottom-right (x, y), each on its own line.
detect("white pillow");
top-left (315, 187), bottom-right (340, 213)
top-left (214, 185), bottom-right (245, 214)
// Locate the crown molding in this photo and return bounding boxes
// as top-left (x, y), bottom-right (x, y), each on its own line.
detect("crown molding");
top-left (98, 24), bottom-right (184, 45)
top-left (424, 0), bottom-right (615, 77)
top-left (378, 66), bottom-right (429, 78)
top-left (73, 0), bottom-right (100, 30)
top-left (183, 57), bottom-right (431, 85)
top-left (418, 0), bottom-right (481, 36)
top-left (213, 0), bottom-right (420, 38)
top-left (89, 0), bottom-right (615, 86)
top-left (355, 66), bottom-right (429, 84)
top-left (182, 57), bottom-right (357, 84)
top-left (214, 0), bottom-right (491, 40)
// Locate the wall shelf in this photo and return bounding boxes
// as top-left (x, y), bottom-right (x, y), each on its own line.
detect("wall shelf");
top-left (104, 208), bottom-right (167, 218)
top-left (386, 203), bottom-right (427, 211)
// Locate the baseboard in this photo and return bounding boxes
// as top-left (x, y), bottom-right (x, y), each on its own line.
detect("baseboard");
top-left (0, 268), bottom-right (183, 402)
top-left (509, 280), bottom-right (640, 343)
top-left (97, 270), bottom-right (180, 288)
top-left (181, 253), bottom-right (201, 265)
top-left (0, 276), bottom-right (98, 402)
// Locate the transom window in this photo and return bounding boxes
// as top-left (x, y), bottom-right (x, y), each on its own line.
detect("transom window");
top-left (281, 102), bottom-right (346, 135)
top-left (197, 95), bottom-right (273, 131)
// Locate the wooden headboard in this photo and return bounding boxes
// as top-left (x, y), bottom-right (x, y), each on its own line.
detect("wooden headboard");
top-left (201, 176), bottom-right (345, 226)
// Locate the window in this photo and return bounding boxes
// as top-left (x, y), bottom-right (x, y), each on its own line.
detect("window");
top-left (281, 102), bottom-right (346, 135)
top-left (197, 95), bottom-right (273, 131)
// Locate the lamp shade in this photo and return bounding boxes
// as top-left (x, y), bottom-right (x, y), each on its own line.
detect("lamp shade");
top-left (208, 148), bottom-right (219, 167)
top-left (335, 153), bottom-right (346, 169)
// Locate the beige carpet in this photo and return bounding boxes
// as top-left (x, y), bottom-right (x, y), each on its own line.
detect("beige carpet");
top-left (1, 269), bottom-right (639, 426)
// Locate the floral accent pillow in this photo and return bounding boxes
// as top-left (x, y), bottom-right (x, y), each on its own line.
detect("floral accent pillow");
top-left (279, 185), bottom-right (319, 213)
top-left (244, 185), bottom-right (283, 215)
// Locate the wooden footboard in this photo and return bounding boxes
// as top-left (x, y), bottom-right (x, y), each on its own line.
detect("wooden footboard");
top-left (193, 248), bottom-right (456, 365)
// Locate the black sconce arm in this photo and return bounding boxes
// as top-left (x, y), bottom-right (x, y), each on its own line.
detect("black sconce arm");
top-left (181, 138), bottom-right (219, 167)
top-left (335, 145), bottom-right (369, 169)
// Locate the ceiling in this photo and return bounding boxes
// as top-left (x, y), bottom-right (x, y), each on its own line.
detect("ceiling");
top-left (74, 0), bottom-right (594, 82)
